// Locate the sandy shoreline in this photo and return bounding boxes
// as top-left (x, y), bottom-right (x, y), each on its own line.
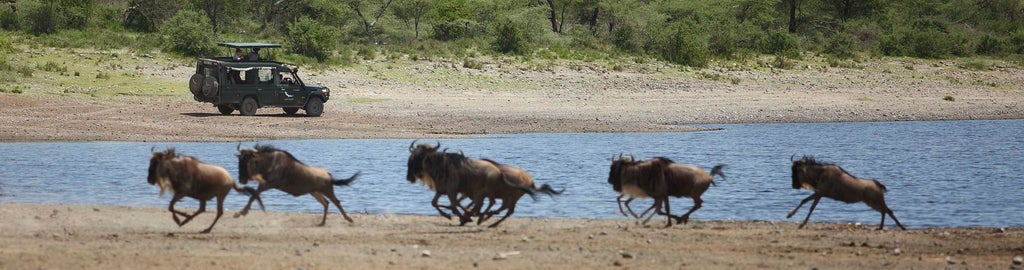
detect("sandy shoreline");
top-left (0, 203), bottom-right (1021, 269)
top-left (2, 57), bottom-right (1023, 141)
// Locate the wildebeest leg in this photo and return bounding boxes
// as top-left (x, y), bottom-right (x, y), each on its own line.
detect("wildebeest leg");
top-left (616, 195), bottom-right (630, 217)
top-left (798, 196), bottom-right (822, 229)
top-left (887, 210), bottom-right (907, 230)
top-left (477, 198), bottom-right (498, 225)
top-left (431, 192), bottom-right (453, 220)
top-left (488, 199), bottom-right (517, 228)
top-left (324, 190), bottom-right (354, 223)
top-left (675, 197), bottom-right (703, 224)
top-left (311, 192), bottom-right (330, 226)
top-left (234, 185), bottom-right (269, 218)
top-left (622, 196), bottom-right (643, 219)
top-left (451, 193), bottom-right (472, 226)
top-left (641, 199), bottom-right (662, 225)
top-left (661, 197), bottom-right (673, 228)
top-left (168, 194), bottom-right (192, 226)
top-left (463, 194), bottom-right (486, 226)
top-left (786, 194), bottom-right (819, 219)
top-left (200, 195), bottom-right (226, 233)
top-left (178, 199), bottom-right (206, 227)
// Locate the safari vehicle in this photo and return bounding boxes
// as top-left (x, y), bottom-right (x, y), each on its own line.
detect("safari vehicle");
top-left (188, 42), bottom-right (330, 116)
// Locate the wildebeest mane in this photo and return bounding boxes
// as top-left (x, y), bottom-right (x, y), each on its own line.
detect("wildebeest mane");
top-left (254, 144), bottom-right (306, 165)
top-left (797, 155), bottom-right (860, 179)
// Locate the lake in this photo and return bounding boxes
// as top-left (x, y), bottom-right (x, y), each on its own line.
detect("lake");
top-left (1, 120), bottom-right (1021, 228)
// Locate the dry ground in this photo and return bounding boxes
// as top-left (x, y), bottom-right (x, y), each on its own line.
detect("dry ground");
top-left (0, 204), bottom-right (1021, 270)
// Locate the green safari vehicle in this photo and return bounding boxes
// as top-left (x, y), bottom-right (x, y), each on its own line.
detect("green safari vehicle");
top-left (188, 42), bottom-right (330, 116)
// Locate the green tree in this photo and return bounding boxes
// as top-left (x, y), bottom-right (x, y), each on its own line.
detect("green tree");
top-left (392, 0), bottom-right (433, 39)
top-left (161, 10), bottom-right (218, 57)
top-left (287, 16), bottom-right (339, 61)
top-left (348, 0), bottom-right (395, 44)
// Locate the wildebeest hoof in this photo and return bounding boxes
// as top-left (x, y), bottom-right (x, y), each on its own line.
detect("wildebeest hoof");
top-left (200, 229), bottom-right (212, 234)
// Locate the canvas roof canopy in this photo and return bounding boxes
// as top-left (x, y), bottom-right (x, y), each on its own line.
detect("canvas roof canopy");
top-left (217, 42), bottom-right (282, 49)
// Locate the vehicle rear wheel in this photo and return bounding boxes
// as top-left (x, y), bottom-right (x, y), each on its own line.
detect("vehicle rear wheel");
top-left (189, 74), bottom-right (205, 96)
top-left (201, 77), bottom-right (219, 100)
top-left (217, 105), bottom-right (234, 115)
top-left (283, 107), bottom-right (299, 115)
top-left (240, 97), bottom-right (258, 116)
top-left (304, 97), bottom-right (323, 117)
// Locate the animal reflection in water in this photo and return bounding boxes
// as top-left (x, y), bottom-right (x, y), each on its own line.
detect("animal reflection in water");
top-left (607, 154), bottom-right (726, 227)
top-left (406, 141), bottom-right (562, 227)
top-left (146, 148), bottom-right (253, 233)
top-left (234, 144), bottom-right (360, 226)
top-left (788, 155), bottom-right (906, 230)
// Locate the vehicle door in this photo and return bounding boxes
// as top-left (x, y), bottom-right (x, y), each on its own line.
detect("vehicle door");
top-left (276, 69), bottom-right (308, 107)
top-left (254, 67), bottom-right (279, 106)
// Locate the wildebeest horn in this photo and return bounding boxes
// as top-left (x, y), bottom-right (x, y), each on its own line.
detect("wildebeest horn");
top-left (150, 146), bottom-right (155, 153)
top-left (790, 154), bottom-right (796, 162)
top-left (237, 143), bottom-right (242, 151)
top-left (434, 140), bottom-right (441, 150)
top-left (409, 139), bottom-right (418, 152)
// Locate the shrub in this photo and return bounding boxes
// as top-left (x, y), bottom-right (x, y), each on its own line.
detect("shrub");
top-left (1011, 30), bottom-right (1024, 54)
top-left (708, 25), bottom-right (739, 58)
top-left (0, 7), bottom-right (18, 30)
top-left (160, 10), bottom-right (217, 57)
top-left (286, 16), bottom-right (338, 61)
top-left (492, 19), bottom-right (527, 54)
top-left (976, 34), bottom-right (1007, 55)
top-left (826, 32), bottom-right (856, 59)
top-left (23, 1), bottom-right (59, 35)
top-left (760, 30), bottom-right (801, 58)
top-left (654, 23), bottom-right (709, 67)
top-left (432, 19), bottom-right (483, 41)
top-left (943, 96), bottom-right (955, 101)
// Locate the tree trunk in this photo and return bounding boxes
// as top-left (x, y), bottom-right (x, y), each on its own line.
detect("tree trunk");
top-left (546, 0), bottom-right (559, 33)
top-left (788, 0), bottom-right (797, 33)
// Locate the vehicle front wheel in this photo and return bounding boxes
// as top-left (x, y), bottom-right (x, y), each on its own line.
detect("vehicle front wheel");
top-left (304, 97), bottom-right (323, 117)
top-left (240, 97), bottom-right (258, 116)
top-left (217, 105), bottom-right (234, 115)
top-left (283, 107), bottom-right (299, 115)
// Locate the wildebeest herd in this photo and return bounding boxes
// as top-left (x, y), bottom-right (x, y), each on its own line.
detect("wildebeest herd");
top-left (146, 141), bottom-right (907, 233)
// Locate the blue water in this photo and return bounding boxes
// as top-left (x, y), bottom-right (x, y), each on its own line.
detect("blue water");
top-left (1, 120), bottom-right (1022, 228)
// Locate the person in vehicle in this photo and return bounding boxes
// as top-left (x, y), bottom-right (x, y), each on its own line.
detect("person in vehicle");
top-left (248, 48), bottom-right (260, 61)
top-left (234, 48), bottom-right (244, 61)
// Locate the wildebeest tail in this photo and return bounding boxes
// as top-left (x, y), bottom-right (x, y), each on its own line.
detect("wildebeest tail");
top-left (709, 164), bottom-right (727, 186)
top-left (333, 171), bottom-right (361, 186)
top-left (873, 179), bottom-right (888, 192)
top-left (536, 184), bottom-right (564, 197)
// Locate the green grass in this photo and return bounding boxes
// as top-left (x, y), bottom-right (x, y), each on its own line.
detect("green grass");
top-left (347, 97), bottom-right (389, 103)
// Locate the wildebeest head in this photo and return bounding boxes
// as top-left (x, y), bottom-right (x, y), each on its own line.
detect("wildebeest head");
top-left (406, 140), bottom-right (440, 183)
top-left (607, 154), bottom-right (636, 192)
top-left (236, 145), bottom-right (262, 184)
top-left (147, 147), bottom-right (177, 196)
top-left (791, 155), bottom-right (823, 190)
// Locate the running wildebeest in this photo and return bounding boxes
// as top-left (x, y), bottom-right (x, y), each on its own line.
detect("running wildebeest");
top-left (787, 155), bottom-right (906, 230)
top-left (147, 148), bottom-right (252, 233)
top-left (234, 144), bottom-right (360, 226)
top-left (472, 160), bottom-right (563, 227)
top-left (406, 141), bottom-right (502, 225)
top-left (608, 155), bottom-right (726, 227)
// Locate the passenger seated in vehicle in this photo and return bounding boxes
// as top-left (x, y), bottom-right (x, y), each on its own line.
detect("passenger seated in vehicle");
top-left (248, 48), bottom-right (260, 61)
top-left (233, 48), bottom-right (244, 61)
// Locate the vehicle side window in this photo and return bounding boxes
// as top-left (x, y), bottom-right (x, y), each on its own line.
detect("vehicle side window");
top-left (258, 68), bottom-right (273, 84)
top-left (229, 70), bottom-right (247, 85)
top-left (279, 71), bottom-right (296, 86)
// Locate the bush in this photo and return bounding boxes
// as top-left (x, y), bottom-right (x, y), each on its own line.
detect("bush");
top-left (432, 19), bottom-right (483, 41)
top-left (760, 30), bottom-right (800, 58)
top-left (655, 23), bottom-right (709, 67)
top-left (286, 16), bottom-right (338, 61)
top-left (0, 7), bottom-right (18, 30)
top-left (708, 25), bottom-right (739, 58)
top-left (1011, 30), bottom-right (1024, 54)
top-left (160, 10), bottom-right (217, 57)
top-left (23, 1), bottom-right (59, 35)
top-left (825, 32), bottom-right (856, 59)
top-left (492, 20), bottom-right (527, 54)
top-left (976, 34), bottom-right (1007, 55)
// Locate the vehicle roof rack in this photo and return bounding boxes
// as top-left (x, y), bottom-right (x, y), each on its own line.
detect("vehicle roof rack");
top-left (217, 42), bottom-right (282, 49)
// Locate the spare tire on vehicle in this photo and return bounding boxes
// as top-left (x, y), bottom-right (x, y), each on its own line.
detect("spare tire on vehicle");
top-left (189, 73), bottom-right (204, 96)
top-left (202, 76), bottom-right (219, 100)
